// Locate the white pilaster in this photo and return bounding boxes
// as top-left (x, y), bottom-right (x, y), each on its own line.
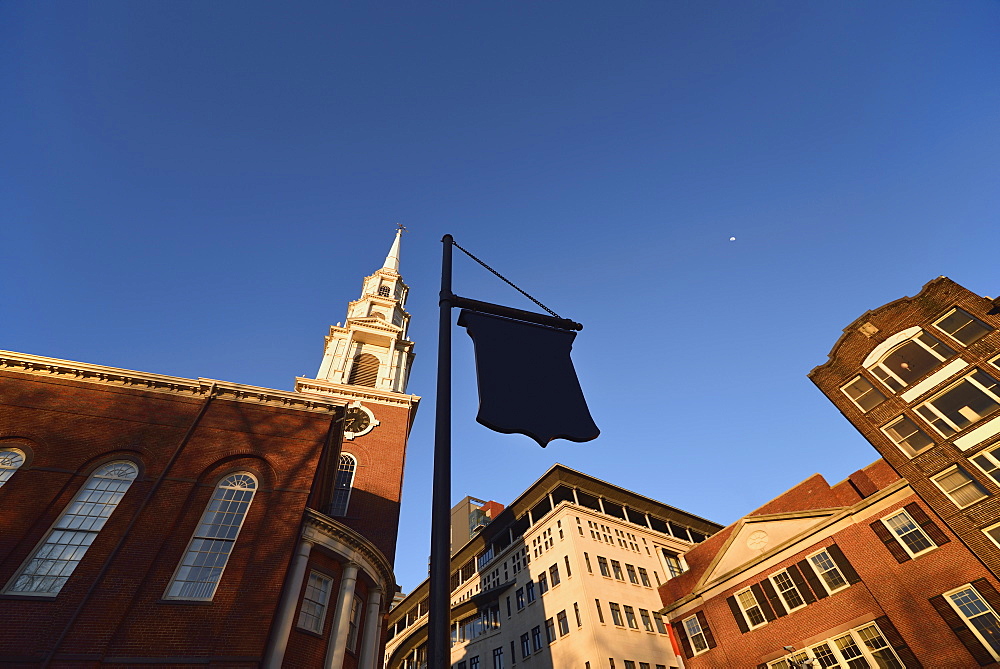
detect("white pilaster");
top-left (325, 561), bottom-right (360, 669)
top-left (356, 587), bottom-right (384, 669)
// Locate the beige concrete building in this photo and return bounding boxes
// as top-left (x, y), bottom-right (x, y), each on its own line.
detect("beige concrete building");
top-left (384, 465), bottom-right (721, 669)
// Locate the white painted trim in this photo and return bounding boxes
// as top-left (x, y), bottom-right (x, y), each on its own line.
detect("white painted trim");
top-left (955, 414), bottom-right (1000, 450)
top-left (862, 326), bottom-right (921, 367)
top-left (900, 358), bottom-right (969, 402)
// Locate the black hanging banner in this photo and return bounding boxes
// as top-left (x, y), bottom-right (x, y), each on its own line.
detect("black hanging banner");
top-left (458, 309), bottom-right (600, 447)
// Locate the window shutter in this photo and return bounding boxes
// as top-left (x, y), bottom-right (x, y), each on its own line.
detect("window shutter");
top-left (797, 559), bottom-right (829, 600)
top-left (696, 610), bottom-right (716, 650)
top-left (726, 595), bottom-right (750, 633)
top-left (827, 544), bottom-right (861, 584)
top-left (751, 582), bottom-right (777, 622)
top-left (874, 615), bottom-right (923, 669)
top-left (870, 519), bottom-right (911, 563)
top-left (672, 621), bottom-right (693, 659)
top-left (904, 502), bottom-right (950, 546)
top-left (972, 578), bottom-right (1000, 613)
top-left (759, 578), bottom-right (787, 618)
top-left (929, 594), bottom-right (995, 666)
top-left (786, 564), bottom-right (816, 605)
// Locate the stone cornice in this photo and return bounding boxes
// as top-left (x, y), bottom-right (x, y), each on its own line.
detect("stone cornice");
top-left (294, 377), bottom-right (420, 408)
top-left (0, 350), bottom-right (346, 414)
top-left (303, 508), bottom-right (396, 590)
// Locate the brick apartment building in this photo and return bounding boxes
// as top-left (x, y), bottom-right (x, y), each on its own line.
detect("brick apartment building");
top-left (0, 230), bottom-right (418, 668)
top-left (659, 458), bottom-right (1000, 667)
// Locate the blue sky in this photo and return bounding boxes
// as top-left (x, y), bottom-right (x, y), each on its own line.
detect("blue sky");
top-left (4, 1), bottom-right (1000, 593)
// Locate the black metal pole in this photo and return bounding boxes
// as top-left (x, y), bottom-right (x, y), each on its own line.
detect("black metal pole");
top-left (429, 234), bottom-right (454, 668)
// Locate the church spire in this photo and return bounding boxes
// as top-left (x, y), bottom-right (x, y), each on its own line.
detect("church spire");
top-left (382, 226), bottom-right (403, 272)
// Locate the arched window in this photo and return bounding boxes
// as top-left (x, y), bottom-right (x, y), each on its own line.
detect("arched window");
top-left (6, 461), bottom-right (138, 595)
top-left (166, 472), bottom-right (257, 600)
top-left (378, 285), bottom-right (391, 297)
top-left (348, 353), bottom-right (379, 387)
top-left (329, 454), bottom-right (356, 517)
top-left (0, 448), bottom-right (26, 488)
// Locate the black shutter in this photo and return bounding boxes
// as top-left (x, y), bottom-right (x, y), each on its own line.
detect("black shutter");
top-left (904, 502), bottom-right (950, 546)
top-left (827, 544), bottom-right (861, 584)
top-left (696, 610), bottom-right (716, 650)
top-left (759, 578), bottom-right (787, 618)
top-left (726, 595), bottom-right (750, 633)
top-left (787, 564), bottom-right (816, 605)
top-left (972, 578), bottom-right (1000, 613)
top-left (672, 621), bottom-right (693, 659)
top-left (751, 582), bottom-right (776, 622)
top-left (797, 558), bottom-right (829, 600)
top-left (929, 594), bottom-right (995, 666)
top-left (871, 518), bottom-right (911, 563)
top-left (874, 615), bottom-right (923, 669)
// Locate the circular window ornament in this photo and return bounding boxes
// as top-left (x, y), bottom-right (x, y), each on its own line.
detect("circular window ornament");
top-left (344, 404), bottom-right (379, 440)
top-left (746, 530), bottom-right (769, 550)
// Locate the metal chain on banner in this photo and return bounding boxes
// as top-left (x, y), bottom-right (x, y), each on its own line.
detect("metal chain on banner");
top-left (451, 239), bottom-right (561, 318)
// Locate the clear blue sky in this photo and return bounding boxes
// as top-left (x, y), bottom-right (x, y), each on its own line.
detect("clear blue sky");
top-left (3, 1), bottom-right (1000, 594)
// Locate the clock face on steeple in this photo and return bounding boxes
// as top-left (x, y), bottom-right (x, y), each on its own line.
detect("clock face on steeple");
top-left (344, 405), bottom-right (379, 440)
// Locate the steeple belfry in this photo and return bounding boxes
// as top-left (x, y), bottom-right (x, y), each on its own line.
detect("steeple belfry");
top-left (310, 229), bottom-right (415, 394)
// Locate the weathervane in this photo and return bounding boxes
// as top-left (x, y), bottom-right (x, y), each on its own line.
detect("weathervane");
top-left (396, 223), bottom-right (407, 233)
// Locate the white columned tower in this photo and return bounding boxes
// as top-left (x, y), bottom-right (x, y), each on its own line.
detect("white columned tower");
top-left (313, 228), bottom-right (414, 394)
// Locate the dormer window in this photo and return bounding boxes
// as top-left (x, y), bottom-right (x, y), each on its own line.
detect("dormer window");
top-left (378, 285), bottom-right (391, 297)
top-left (935, 307), bottom-right (992, 346)
top-left (869, 331), bottom-right (955, 392)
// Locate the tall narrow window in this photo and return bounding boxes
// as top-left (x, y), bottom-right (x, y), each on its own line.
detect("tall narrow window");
top-left (298, 571), bottom-right (333, 633)
top-left (166, 472), bottom-right (257, 600)
top-left (347, 595), bottom-right (364, 652)
top-left (0, 448), bottom-right (26, 488)
top-left (329, 454), bottom-right (357, 517)
top-left (348, 353), bottom-right (380, 387)
top-left (5, 461), bottom-right (138, 595)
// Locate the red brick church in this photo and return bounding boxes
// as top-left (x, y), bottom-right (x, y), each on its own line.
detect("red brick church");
top-left (0, 231), bottom-right (418, 668)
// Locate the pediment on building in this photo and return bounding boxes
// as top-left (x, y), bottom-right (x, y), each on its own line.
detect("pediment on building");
top-left (700, 509), bottom-right (844, 587)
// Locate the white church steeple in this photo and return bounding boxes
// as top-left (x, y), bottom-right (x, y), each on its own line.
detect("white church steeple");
top-left (312, 229), bottom-right (415, 393)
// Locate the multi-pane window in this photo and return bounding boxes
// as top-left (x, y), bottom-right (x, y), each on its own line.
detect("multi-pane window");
top-left (549, 564), bottom-right (560, 586)
top-left (5, 461), bottom-right (138, 595)
top-left (638, 567), bottom-right (651, 587)
top-left (623, 605), bottom-right (638, 629)
top-left (166, 472), bottom-right (257, 600)
top-left (595, 599), bottom-right (605, 623)
top-left (882, 510), bottom-right (934, 557)
top-left (662, 550), bottom-right (684, 577)
top-left (564, 555), bottom-right (572, 577)
top-left (639, 609), bottom-right (653, 632)
top-left (516, 588), bottom-right (525, 609)
top-left (625, 564), bottom-right (639, 584)
top-left (538, 572), bottom-right (548, 594)
top-left (470, 656), bottom-right (480, 669)
top-left (769, 622), bottom-right (903, 668)
top-left (297, 571), bottom-right (333, 633)
top-left (0, 448), bottom-right (26, 488)
top-left (526, 580), bottom-right (536, 602)
top-left (584, 553), bottom-right (592, 573)
top-left (492, 647), bottom-right (504, 669)
top-left (598, 556), bottom-right (610, 577)
top-left (841, 376), bottom-right (887, 412)
top-left (947, 587), bottom-right (1000, 659)
top-left (329, 454), bottom-right (357, 517)
top-left (933, 466), bottom-right (989, 508)
top-left (936, 307), bottom-right (992, 346)
top-left (869, 331), bottom-right (954, 392)
top-left (771, 570), bottom-right (805, 610)
top-left (609, 602), bottom-right (624, 626)
top-left (378, 285), bottom-right (391, 297)
top-left (347, 595), bottom-right (363, 652)
top-left (544, 618), bottom-right (555, 643)
top-left (882, 415), bottom-right (934, 458)
top-left (520, 632), bottom-right (530, 658)
top-left (652, 612), bottom-right (668, 634)
top-left (916, 370), bottom-right (1000, 437)
top-left (808, 550), bottom-right (848, 594)
top-left (972, 445), bottom-right (1000, 484)
top-left (557, 610), bottom-right (569, 636)
top-left (531, 626), bottom-right (542, 651)
top-left (736, 589), bottom-right (767, 627)
top-left (611, 560), bottom-right (624, 580)
top-left (682, 615), bottom-right (709, 654)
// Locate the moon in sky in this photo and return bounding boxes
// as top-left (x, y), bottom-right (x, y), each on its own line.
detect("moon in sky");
top-left (729, 236), bottom-right (736, 241)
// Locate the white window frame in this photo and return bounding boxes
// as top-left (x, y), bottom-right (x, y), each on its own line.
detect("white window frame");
top-left (164, 472), bottom-right (258, 601)
top-left (982, 520), bottom-right (1000, 550)
top-left (935, 307), bottom-right (992, 347)
top-left (932, 465), bottom-right (989, 509)
top-left (972, 444), bottom-right (1000, 485)
top-left (881, 510), bottom-right (936, 558)
top-left (0, 447), bottom-right (26, 488)
top-left (881, 415), bottom-right (935, 458)
top-left (3, 460), bottom-right (139, 596)
top-left (945, 584), bottom-right (1000, 661)
top-left (915, 370), bottom-right (1000, 437)
top-left (297, 570), bottom-right (333, 633)
top-left (347, 594), bottom-right (364, 652)
top-left (868, 330), bottom-right (954, 392)
top-left (769, 569), bottom-right (806, 612)
top-left (768, 621), bottom-right (904, 668)
top-left (806, 549), bottom-right (849, 595)
top-left (840, 375), bottom-right (887, 412)
top-left (681, 614), bottom-right (709, 655)
top-left (735, 588), bottom-right (767, 629)
top-left (329, 453), bottom-right (357, 517)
